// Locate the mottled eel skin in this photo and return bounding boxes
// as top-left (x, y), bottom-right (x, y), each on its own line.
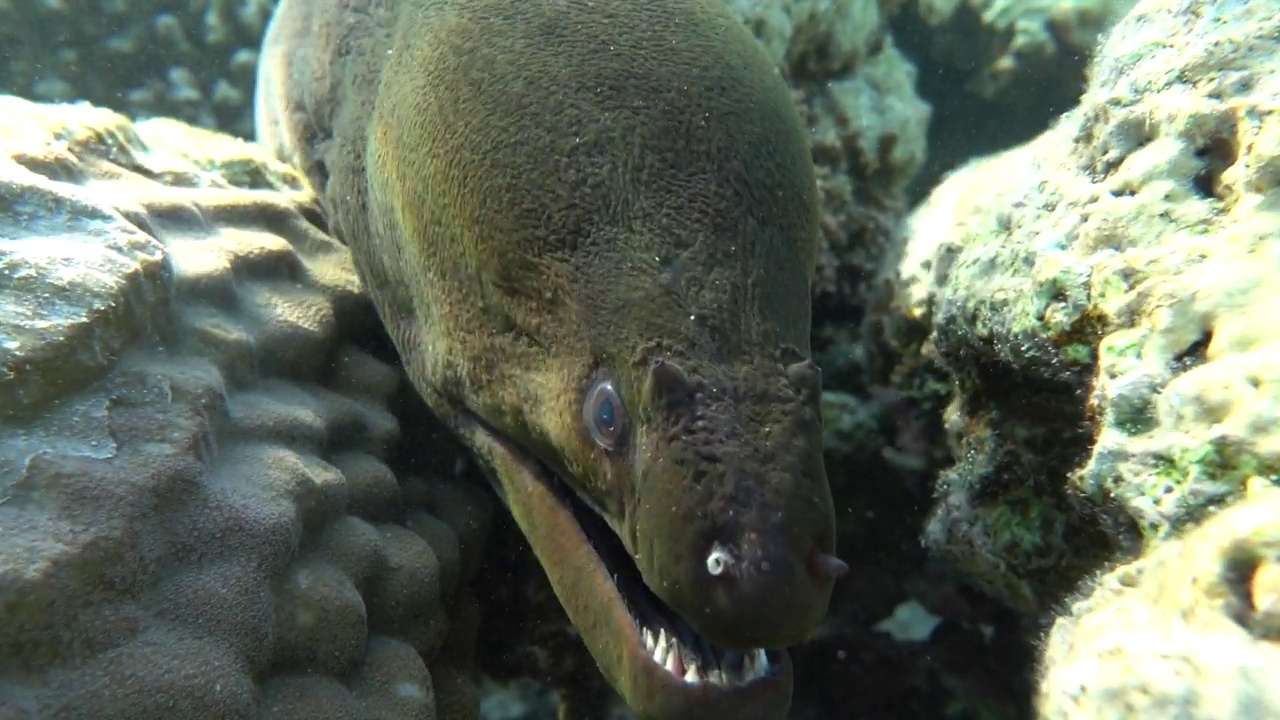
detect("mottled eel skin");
top-left (255, 1), bottom-right (844, 717)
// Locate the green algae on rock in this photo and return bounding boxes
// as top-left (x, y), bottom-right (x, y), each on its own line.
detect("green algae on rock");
top-left (0, 96), bottom-right (490, 720)
top-left (255, 1), bottom-right (845, 718)
top-left (1035, 0), bottom-right (1280, 709)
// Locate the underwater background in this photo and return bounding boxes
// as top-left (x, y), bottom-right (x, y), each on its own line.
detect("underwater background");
top-left (3, 0), bottom-right (1278, 718)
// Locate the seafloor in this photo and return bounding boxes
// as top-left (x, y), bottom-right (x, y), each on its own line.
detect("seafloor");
top-left (2, 0), bottom-right (1278, 719)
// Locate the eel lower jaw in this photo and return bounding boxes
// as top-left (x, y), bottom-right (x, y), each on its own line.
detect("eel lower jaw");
top-left (455, 413), bottom-right (792, 719)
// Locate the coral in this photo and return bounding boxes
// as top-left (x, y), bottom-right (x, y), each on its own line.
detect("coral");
top-left (0, 96), bottom-right (490, 719)
top-left (1066, 0), bottom-right (1280, 547)
top-left (0, 0), bottom-right (274, 138)
top-left (889, 0), bottom-right (1137, 199)
top-left (1038, 480), bottom-right (1280, 718)
top-left (727, 0), bottom-right (931, 387)
top-left (728, 0), bottom-right (888, 76)
top-left (896, 0), bottom-right (1280, 611)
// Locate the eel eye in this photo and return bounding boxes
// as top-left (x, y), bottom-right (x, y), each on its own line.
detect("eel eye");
top-left (583, 377), bottom-right (626, 450)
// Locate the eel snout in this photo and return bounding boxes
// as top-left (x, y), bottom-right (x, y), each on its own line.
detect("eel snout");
top-left (629, 356), bottom-right (842, 652)
top-left (692, 500), bottom-right (842, 650)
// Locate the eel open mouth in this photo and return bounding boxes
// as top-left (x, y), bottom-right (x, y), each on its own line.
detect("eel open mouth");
top-left (551, 471), bottom-right (782, 687)
top-left (460, 413), bottom-right (793, 719)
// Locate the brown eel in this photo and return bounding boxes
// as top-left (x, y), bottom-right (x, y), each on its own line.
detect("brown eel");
top-left (254, 1), bottom-right (844, 717)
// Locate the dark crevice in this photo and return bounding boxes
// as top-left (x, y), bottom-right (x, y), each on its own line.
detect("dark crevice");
top-left (1192, 135), bottom-right (1238, 199)
top-left (1172, 330), bottom-right (1213, 371)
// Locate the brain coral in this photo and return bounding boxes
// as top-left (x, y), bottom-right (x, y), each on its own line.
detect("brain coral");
top-left (0, 95), bottom-right (491, 720)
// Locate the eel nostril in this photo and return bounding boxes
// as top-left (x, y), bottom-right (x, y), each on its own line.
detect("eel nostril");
top-left (706, 541), bottom-right (736, 577)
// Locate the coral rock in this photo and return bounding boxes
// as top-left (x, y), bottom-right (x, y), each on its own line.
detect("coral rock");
top-left (1038, 481), bottom-right (1280, 719)
top-left (0, 96), bottom-right (487, 720)
top-left (898, 0), bottom-right (1280, 611)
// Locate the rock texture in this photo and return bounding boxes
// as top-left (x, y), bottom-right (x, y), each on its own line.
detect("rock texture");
top-left (0, 96), bottom-right (491, 720)
top-left (1039, 480), bottom-right (1280, 719)
top-left (896, 0), bottom-right (1280, 709)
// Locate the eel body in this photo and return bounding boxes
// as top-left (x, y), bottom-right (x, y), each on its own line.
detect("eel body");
top-left (255, 1), bottom-right (842, 717)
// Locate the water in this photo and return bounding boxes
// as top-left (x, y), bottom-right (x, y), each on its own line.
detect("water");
top-left (2, 1), bottom-right (1273, 719)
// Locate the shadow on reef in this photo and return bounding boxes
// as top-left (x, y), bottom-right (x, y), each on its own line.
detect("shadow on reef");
top-left (790, 597), bottom-right (1034, 719)
top-left (888, 4), bottom-right (1095, 204)
top-left (795, 305), bottom-right (1039, 720)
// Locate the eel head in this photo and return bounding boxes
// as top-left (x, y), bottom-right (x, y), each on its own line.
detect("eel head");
top-left (460, 343), bottom-right (841, 720)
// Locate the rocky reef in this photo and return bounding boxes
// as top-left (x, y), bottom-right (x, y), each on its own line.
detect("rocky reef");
top-left (2, 0), bottom-right (1278, 718)
top-left (899, 0), bottom-right (1280, 713)
top-left (0, 97), bottom-right (492, 719)
top-left (1039, 480), bottom-right (1280, 718)
top-left (904, 0), bottom-right (1135, 101)
top-left (900, 0), bottom-right (1280, 606)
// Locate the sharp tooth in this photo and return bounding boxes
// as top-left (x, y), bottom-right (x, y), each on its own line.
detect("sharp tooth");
top-left (665, 637), bottom-right (683, 676)
top-left (665, 649), bottom-right (682, 676)
top-left (709, 655), bottom-right (726, 684)
top-left (683, 660), bottom-right (701, 683)
top-left (653, 629), bottom-right (670, 665)
top-left (643, 628), bottom-right (656, 652)
top-left (741, 649), bottom-right (768, 682)
top-left (707, 667), bottom-right (726, 686)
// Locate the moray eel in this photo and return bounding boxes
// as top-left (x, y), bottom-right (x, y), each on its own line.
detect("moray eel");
top-left (255, 1), bottom-right (844, 717)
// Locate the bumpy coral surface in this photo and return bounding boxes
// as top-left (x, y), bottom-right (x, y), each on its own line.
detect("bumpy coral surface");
top-left (0, 96), bottom-right (490, 719)
top-left (898, 0), bottom-right (1280, 614)
top-left (1038, 480), bottom-right (1280, 719)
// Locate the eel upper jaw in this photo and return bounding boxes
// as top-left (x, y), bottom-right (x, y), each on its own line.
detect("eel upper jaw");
top-left (453, 412), bottom-right (793, 720)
